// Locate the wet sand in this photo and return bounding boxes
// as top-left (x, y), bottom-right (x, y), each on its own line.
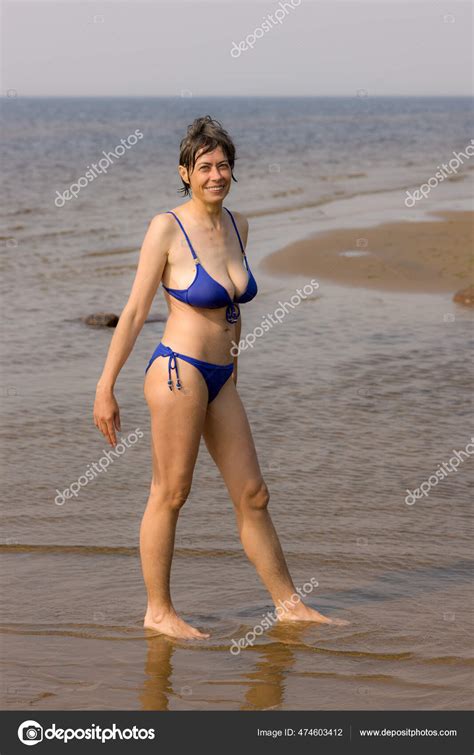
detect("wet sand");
top-left (262, 211), bottom-right (474, 293)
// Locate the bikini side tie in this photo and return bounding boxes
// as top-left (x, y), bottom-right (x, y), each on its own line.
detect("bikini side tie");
top-left (165, 348), bottom-right (182, 392)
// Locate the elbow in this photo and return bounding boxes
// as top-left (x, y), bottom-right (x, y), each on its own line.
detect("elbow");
top-left (120, 303), bottom-right (148, 330)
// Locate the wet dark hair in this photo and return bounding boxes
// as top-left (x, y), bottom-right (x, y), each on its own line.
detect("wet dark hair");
top-left (178, 115), bottom-right (237, 196)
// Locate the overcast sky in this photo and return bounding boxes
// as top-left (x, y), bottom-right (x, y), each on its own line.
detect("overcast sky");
top-left (2, 1), bottom-right (473, 97)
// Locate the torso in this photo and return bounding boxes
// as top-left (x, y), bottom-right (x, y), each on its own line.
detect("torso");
top-left (161, 206), bottom-right (248, 363)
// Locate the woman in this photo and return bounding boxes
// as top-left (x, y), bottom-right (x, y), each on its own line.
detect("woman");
top-left (93, 116), bottom-right (348, 640)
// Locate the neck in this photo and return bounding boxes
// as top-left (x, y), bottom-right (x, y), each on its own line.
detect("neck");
top-left (188, 197), bottom-right (224, 228)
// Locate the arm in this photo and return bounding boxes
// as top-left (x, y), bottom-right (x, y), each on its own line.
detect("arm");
top-left (93, 213), bottom-right (172, 446)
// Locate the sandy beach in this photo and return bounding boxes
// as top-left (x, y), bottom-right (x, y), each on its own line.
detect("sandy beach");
top-left (262, 210), bottom-right (473, 294)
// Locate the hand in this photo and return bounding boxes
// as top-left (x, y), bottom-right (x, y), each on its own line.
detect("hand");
top-left (93, 386), bottom-right (121, 447)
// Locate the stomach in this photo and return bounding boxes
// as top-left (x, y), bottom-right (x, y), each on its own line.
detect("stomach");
top-left (160, 295), bottom-right (238, 364)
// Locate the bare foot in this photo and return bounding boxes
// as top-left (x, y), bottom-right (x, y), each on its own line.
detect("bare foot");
top-left (144, 609), bottom-right (210, 640)
top-left (276, 603), bottom-right (350, 626)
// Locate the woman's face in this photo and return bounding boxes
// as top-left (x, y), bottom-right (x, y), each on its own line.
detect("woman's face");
top-left (180, 146), bottom-right (231, 202)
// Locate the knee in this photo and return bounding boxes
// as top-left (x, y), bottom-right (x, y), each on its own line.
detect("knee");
top-left (149, 478), bottom-right (191, 512)
top-left (238, 478), bottom-right (270, 512)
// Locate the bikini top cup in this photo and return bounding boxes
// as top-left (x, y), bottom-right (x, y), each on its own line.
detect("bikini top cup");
top-left (162, 208), bottom-right (258, 312)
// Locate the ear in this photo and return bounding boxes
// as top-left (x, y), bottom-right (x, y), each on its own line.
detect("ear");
top-left (178, 164), bottom-right (189, 185)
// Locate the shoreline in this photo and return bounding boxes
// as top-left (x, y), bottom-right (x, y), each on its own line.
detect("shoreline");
top-left (261, 210), bottom-right (473, 294)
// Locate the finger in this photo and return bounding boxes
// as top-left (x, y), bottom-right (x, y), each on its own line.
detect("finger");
top-left (99, 419), bottom-right (114, 447)
top-left (106, 419), bottom-right (117, 446)
top-left (98, 419), bottom-right (110, 444)
top-left (114, 411), bottom-right (121, 432)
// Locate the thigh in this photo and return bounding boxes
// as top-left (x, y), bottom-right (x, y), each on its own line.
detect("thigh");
top-left (202, 378), bottom-right (263, 502)
top-left (144, 355), bottom-right (209, 489)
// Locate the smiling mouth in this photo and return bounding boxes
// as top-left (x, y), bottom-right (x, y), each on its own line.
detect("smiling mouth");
top-left (206, 185), bottom-right (225, 191)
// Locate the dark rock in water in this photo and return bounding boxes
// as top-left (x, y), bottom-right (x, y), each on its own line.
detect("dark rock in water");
top-left (453, 285), bottom-right (474, 307)
top-left (83, 313), bottom-right (119, 327)
top-left (83, 312), bottom-right (167, 328)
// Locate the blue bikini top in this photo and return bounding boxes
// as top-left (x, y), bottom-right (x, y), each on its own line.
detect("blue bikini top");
top-left (162, 207), bottom-right (258, 313)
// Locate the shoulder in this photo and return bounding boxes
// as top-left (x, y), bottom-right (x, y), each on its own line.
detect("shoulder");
top-left (227, 209), bottom-right (249, 241)
top-left (140, 213), bottom-right (178, 259)
top-left (227, 208), bottom-right (248, 228)
top-left (146, 211), bottom-right (177, 239)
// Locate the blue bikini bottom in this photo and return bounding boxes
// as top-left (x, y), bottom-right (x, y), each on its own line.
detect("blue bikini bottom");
top-left (145, 342), bottom-right (234, 404)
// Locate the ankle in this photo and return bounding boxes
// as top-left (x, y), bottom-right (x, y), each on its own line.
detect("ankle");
top-left (275, 600), bottom-right (307, 616)
top-left (145, 604), bottom-right (174, 621)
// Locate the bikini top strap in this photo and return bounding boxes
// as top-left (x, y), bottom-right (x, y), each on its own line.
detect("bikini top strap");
top-left (166, 211), bottom-right (199, 261)
top-left (224, 207), bottom-right (246, 256)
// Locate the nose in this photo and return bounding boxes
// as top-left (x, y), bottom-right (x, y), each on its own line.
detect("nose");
top-left (209, 166), bottom-right (224, 181)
